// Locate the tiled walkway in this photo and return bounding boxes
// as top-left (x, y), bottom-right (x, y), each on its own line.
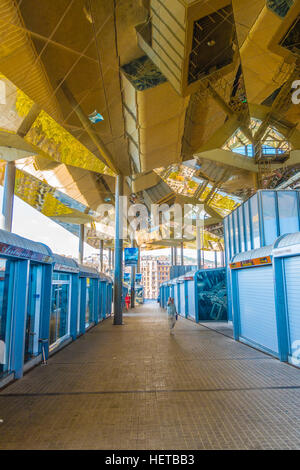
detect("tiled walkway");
top-left (1, 303), bottom-right (300, 449)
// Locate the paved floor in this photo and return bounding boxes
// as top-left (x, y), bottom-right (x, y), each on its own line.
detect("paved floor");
top-left (1, 303), bottom-right (300, 450)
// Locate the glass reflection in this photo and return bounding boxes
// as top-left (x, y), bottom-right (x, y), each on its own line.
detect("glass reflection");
top-left (196, 269), bottom-right (227, 321)
top-left (85, 278), bottom-right (94, 328)
top-left (24, 264), bottom-right (42, 362)
top-left (0, 259), bottom-right (13, 377)
top-left (50, 274), bottom-right (71, 347)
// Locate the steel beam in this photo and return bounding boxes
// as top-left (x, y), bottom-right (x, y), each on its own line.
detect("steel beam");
top-left (113, 175), bottom-right (124, 325)
top-left (79, 224), bottom-right (85, 264)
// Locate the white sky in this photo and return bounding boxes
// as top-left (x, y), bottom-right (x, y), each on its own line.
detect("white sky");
top-left (0, 186), bottom-right (216, 262)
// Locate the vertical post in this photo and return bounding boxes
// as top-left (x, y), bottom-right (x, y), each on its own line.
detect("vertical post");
top-left (130, 239), bottom-right (136, 309)
top-left (180, 242), bottom-right (184, 266)
top-left (79, 224), bottom-right (84, 264)
top-left (1, 161), bottom-right (16, 232)
top-left (111, 248), bottom-right (114, 269)
top-left (137, 246), bottom-right (141, 273)
top-left (214, 251), bottom-right (218, 268)
top-left (174, 246), bottom-right (177, 266)
top-left (108, 247), bottom-right (111, 270)
top-left (113, 175), bottom-right (123, 325)
top-left (171, 247), bottom-right (174, 266)
top-left (10, 260), bottom-right (29, 378)
top-left (196, 222), bottom-right (201, 270)
top-left (99, 239), bottom-right (104, 272)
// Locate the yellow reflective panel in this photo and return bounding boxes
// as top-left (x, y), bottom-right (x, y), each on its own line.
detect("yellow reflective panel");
top-left (0, 76), bottom-right (30, 132)
top-left (25, 110), bottom-right (114, 175)
top-left (41, 193), bottom-right (73, 217)
top-left (13, 89), bottom-right (114, 176)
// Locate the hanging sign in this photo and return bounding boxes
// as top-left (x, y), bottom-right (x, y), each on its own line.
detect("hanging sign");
top-left (123, 272), bottom-right (131, 282)
top-left (135, 273), bottom-right (142, 283)
top-left (124, 247), bottom-right (139, 266)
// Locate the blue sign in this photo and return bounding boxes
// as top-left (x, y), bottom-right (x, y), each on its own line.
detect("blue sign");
top-left (124, 247), bottom-right (139, 266)
top-left (88, 110), bottom-right (104, 123)
top-left (135, 273), bottom-right (142, 283)
top-left (123, 272), bottom-right (131, 282)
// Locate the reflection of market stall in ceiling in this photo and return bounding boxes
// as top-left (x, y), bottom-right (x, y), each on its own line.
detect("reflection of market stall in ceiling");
top-left (0, 0), bottom-right (299, 252)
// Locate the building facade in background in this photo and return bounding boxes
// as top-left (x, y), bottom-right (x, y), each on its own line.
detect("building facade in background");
top-left (141, 256), bottom-right (171, 299)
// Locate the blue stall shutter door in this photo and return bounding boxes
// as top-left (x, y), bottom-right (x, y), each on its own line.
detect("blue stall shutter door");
top-left (283, 257), bottom-right (300, 357)
top-left (237, 266), bottom-right (278, 355)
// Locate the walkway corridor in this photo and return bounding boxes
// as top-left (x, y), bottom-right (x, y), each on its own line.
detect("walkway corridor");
top-left (1, 303), bottom-right (300, 450)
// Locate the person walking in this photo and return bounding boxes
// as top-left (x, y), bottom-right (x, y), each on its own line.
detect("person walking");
top-left (167, 297), bottom-right (177, 334)
top-left (125, 293), bottom-right (131, 310)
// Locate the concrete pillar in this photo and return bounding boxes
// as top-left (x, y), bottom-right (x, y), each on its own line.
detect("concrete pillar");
top-left (79, 224), bottom-right (85, 264)
top-left (113, 175), bottom-right (123, 325)
top-left (1, 161), bottom-right (16, 232)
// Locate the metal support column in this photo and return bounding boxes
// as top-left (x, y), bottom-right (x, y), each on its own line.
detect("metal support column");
top-left (79, 224), bottom-right (85, 264)
top-left (174, 246), bottom-right (177, 266)
top-left (1, 161), bottom-right (16, 232)
top-left (214, 251), bottom-right (218, 268)
top-left (99, 239), bottom-right (104, 272)
top-left (130, 239), bottom-right (136, 309)
top-left (196, 222), bottom-right (202, 270)
top-left (113, 175), bottom-right (123, 325)
top-left (108, 247), bottom-right (111, 270)
top-left (180, 242), bottom-right (184, 266)
top-left (137, 246), bottom-right (141, 273)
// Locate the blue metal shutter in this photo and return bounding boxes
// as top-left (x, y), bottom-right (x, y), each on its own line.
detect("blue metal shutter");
top-left (237, 266), bottom-right (278, 355)
top-left (187, 280), bottom-right (196, 320)
top-left (283, 257), bottom-right (300, 357)
top-left (174, 284), bottom-right (179, 313)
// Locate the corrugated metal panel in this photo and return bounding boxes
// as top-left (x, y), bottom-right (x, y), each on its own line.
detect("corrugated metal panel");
top-left (52, 253), bottom-right (79, 272)
top-left (179, 282), bottom-right (186, 318)
top-left (237, 266), bottom-right (278, 355)
top-left (0, 229), bottom-right (52, 260)
top-left (187, 280), bottom-right (196, 320)
top-left (232, 245), bottom-right (273, 263)
top-left (277, 232), bottom-right (300, 248)
top-left (78, 264), bottom-right (99, 278)
top-left (283, 257), bottom-right (300, 355)
top-left (174, 282), bottom-right (179, 312)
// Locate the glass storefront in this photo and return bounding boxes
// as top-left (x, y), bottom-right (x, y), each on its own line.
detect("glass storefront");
top-left (50, 273), bottom-right (71, 348)
top-left (196, 269), bottom-right (227, 321)
top-left (0, 259), bottom-right (14, 377)
top-left (24, 264), bottom-right (42, 362)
